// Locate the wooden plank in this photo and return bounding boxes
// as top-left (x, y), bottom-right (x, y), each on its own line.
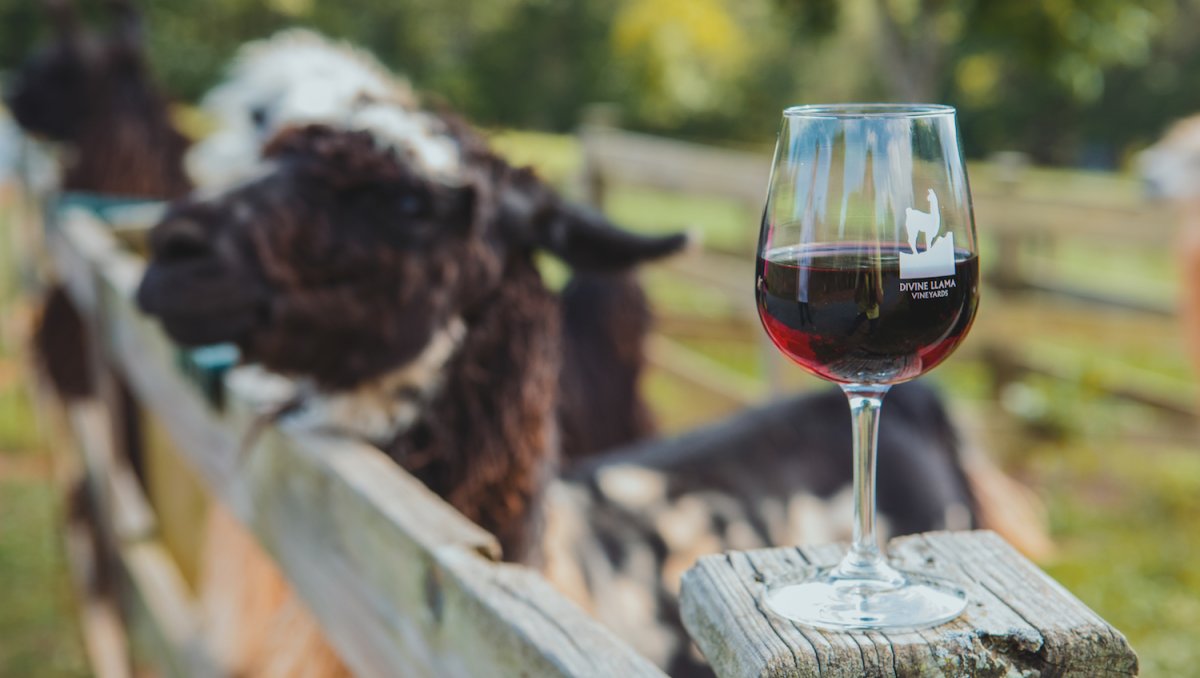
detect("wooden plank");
top-left (579, 127), bottom-right (1174, 247)
top-left (981, 342), bottom-right (1197, 419)
top-left (51, 208), bottom-right (668, 678)
top-left (61, 399), bottom-right (217, 678)
top-left (117, 540), bottom-right (220, 678)
top-left (580, 127), bottom-right (770, 208)
top-left (49, 206), bottom-right (130, 313)
top-left (65, 401), bottom-right (156, 544)
top-left (679, 530), bottom-right (1139, 678)
top-left (63, 517), bottom-right (134, 678)
top-left (646, 335), bottom-right (763, 407)
top-left (140, 410), bottom-right (212, 589)
top-left (245, 428), bottom-right (665, 677)
top-left (990, 276), bottom-right (1175, 317)
top-left (972, 192), bottom-right (1174, 243)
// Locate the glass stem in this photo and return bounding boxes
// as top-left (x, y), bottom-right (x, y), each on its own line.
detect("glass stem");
top-left (833, 384), bottom-right (903, 585)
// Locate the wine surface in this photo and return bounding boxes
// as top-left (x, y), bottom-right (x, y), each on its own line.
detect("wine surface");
top-left (756, 243), bottom-right (978, 384)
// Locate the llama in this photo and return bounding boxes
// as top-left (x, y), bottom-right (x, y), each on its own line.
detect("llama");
top-left (6, 0), bottom-right (191, 198)
top-left (1140, 115), bottom-right (1200, 203)
top-left (904, 187), bottom-right (941, 252)
top-left (7, 0), bottom-right (191, 401)
top-left (136, 119), bottom-right (983, 675)
top-left (183, 28), bottom-right (659, 460)
top-left (1140, 115), bottom-right (1200, 374)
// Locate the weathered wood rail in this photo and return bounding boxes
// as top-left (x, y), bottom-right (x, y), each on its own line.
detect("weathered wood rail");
top-left (579, 124), bottom-right (1195, 418)
top-left (45, 206), bottom-right (667, 677)
top-left (680, 531), bottom-right (1139, 677)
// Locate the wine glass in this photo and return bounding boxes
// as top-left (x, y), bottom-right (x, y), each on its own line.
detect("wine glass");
top-left (755, 104), bottom-right (980, 630)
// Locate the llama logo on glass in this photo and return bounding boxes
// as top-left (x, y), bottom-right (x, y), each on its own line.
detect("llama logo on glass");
top-left (899, 188), bottom-right (955, 279)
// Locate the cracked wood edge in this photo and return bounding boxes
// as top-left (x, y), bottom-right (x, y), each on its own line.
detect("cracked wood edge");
top-left (680, 530), bottom-right (1138, 677)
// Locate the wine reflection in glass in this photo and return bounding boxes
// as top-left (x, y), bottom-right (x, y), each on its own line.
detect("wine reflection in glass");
top-left (755, 104), bottom-right (980, 630)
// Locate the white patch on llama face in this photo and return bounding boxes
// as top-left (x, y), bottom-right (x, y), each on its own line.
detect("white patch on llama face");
top-left (187, 28), bottom-right (463, 190)
top-left (347, 103), bottom-right (462, 182)
top-left (284, 318), bottom-right (466, 444)
top-left (1140, 114), bottom-right (1200, 201)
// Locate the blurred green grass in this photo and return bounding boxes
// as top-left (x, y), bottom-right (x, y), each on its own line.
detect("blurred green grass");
top-left (0, 481), bottom-right (91, 678)
top-left (0, 190), bottom-right (90, 677)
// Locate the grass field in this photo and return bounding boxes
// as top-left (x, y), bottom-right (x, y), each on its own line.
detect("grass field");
top-left (2, 132), bottom-right (1198, 676)
top-left (0, 187), bottom-right (90, 677)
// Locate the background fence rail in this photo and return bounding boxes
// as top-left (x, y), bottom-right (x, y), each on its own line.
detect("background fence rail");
top-left (579, 124), bottom-right (1197, 419)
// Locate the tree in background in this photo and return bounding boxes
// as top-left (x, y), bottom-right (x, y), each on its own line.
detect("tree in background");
top-left (774, 0), bottom-right (1195, 165)
top-left (3, 0), bottom-right (1200, 166)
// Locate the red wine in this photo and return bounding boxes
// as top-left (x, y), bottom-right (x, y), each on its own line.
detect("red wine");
top-left (756, 243), bottom-right (979, 384)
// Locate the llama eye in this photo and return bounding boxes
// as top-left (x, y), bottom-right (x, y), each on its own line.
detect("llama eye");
top-left (250, 106), bottom-right (269, 130)
top-left (398, 194), bottom-right (428, 217)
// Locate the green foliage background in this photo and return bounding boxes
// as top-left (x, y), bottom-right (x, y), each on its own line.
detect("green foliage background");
top-left (3, 0), bottom-right (1200, 164)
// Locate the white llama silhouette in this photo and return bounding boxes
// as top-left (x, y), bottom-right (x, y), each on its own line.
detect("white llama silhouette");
top-left (905, 189), bottom-right (940, 253)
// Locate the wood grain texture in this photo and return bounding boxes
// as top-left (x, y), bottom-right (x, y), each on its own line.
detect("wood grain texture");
top-left (63, 518), bottom-right (134, 678)
top-left (580, 126), bottom-right (770, 210)
top-left (52, 209), bottom-right (667, 678)
top-left (680, 531), bottom-right (1139, 678)
top-left (578, 127), bottom-right (1175, 246)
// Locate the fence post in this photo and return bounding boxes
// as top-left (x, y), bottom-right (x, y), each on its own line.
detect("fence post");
top-left (577, 103), bottom-right (622, 210)
top-left (987, 151), bottom-right (1029, 292)
top-left (679, 531), bottom-right (1138, 678)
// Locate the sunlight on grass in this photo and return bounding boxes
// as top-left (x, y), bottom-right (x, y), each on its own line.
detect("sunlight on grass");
top-left (0, 481), bottom-right (90, 678)
top-left (1, 189), bottom-right (90, 677)
top-left (1036, 440), bottom-right (1200, 677)
top-left (486, 130), bottom-right (583, 187)
top-left (605, 187), bottom-right (756, 253)
top-left (0, 375), bottom-right (43, 454)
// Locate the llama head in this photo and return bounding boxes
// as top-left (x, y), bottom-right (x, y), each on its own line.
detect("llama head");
top-left (1140, 114), bottom-right (1200, 203)
top-left (137, 124), bottom-right (687, 392)
top-left (6, 0), bottom-right (147, 142)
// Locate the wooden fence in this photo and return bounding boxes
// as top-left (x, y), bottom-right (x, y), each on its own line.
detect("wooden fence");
top-left (44, 206), bottom-right (667, 677)
top-left (25, 152), bottom-right (1141, 677)
top-left (579, 123), bottom-right (1196, 419)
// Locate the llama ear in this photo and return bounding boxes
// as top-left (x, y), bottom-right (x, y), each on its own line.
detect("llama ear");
top-left (492, 169), bottom-right (688, 270)
top-left (45, 0), bottom-right (80, 40)
top-left (104, 0), bottom-right (143, 55)
top-left (528, 204), bottom-right (690, 271)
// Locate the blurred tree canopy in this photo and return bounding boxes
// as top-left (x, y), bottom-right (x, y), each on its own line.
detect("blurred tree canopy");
top-left (2, 0), bottom-right (1200, 166)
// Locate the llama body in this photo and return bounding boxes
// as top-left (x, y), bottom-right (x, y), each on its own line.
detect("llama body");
top-left (904, 188), bottom-right (941, 252)
top-left (1140, 115), bottom-right (1200, 202)
top-left (1140, 115), bottom-right (1200, 375)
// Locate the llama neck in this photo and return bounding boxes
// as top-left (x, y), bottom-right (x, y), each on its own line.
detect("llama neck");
top-left (384, 260), bottom-right (561, 562)
top-left (286, 319), bottom-right (468, 445)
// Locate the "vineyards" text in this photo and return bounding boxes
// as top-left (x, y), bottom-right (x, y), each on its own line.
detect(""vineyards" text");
top-left (901, 277), bottom-right (956, 299)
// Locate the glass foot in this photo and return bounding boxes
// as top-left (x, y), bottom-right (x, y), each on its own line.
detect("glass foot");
top-left (762, 566), bottom-right (967, 631)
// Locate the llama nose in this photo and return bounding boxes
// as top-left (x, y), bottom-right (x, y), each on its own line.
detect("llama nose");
top-left (153, 217), bottom-right (214, 263)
